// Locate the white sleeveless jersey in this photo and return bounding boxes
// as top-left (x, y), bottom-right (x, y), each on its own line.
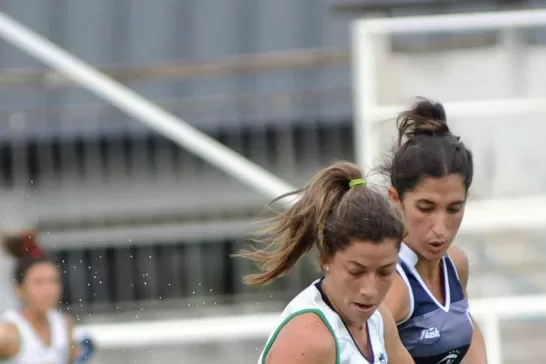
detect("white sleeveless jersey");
top-left (1, 309), bottom-right (70, 364)
top-left (258, 280), bottom-right (388, 364)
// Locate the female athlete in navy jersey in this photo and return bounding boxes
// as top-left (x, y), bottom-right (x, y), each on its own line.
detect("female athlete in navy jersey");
top-left (382, 99), bottom-right (487, 364)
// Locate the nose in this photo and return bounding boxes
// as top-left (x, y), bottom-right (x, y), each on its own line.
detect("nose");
top-left (358, 274), bottom-right (378, 299)
top-left (431, 211), bottom-right (447, 239)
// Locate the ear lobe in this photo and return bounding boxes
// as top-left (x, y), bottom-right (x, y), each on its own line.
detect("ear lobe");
top-left (388, 187), bottom-right (399, 202)
top-left (320, 256), bottom-right (331, 273)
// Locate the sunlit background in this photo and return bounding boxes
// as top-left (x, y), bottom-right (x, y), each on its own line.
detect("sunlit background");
top-left (0, 1), bottom-right (545, 363)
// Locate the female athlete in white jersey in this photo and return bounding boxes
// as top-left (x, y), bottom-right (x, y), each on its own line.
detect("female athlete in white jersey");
top-left (237, 161), bottom-right (414, 364)
top-left (0, 231), bottom-right (79, 364)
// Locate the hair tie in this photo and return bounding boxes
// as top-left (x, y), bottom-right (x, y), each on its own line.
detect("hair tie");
top-left (349, 178), bottom-right (367, 188)
top-left (22, 233), bottom-right (42, 258)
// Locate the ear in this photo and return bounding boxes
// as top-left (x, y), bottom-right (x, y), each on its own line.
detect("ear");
top-left (388, 187), bottom-right (399, 202)
top-left (320, 255), bottom-right (332, 273)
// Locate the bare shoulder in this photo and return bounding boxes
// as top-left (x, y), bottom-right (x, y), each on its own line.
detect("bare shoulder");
top-left (447, 245), bottom-right (469, 285)
top-left (383, 271), bottom-right (411, 324)
top-left (378, 304), bottom-right (397, 334)
top-left (0, 322), bottom-right (20, 358)
top-left (0, 322), bottom-right (18, 340)
top-left (265, 311), bottom-right (335, 364)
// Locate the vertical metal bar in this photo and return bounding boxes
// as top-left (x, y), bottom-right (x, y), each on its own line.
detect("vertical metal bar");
top-left (351, 20), bottom-right (378, 181)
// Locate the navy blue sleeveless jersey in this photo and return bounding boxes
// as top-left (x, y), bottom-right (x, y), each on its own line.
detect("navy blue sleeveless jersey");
top-left (396, 243), bottom-right (473, 364)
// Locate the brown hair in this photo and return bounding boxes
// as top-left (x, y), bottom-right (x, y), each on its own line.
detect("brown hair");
top-left (2, 230), bottom-right (52, 285)
top-left (383, 97), bottom-right (473, 197)
top-left (236, 161), bottom-right (405, 285)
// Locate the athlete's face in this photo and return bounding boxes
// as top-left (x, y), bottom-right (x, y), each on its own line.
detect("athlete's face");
top-left (395, 174), bottom-right (466, 260)
top-left (323, 239), bottom-right (399, 326)
top-left (17, 262), bottom-right (62, 314)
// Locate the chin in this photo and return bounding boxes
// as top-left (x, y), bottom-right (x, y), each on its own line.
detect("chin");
top-left (359, 311), bottom-right (375, 322)
top-left (37, 305), bottom-right (56, 314)
top-left (352, 306), bottom-right (378, 322)
top-left (417, 245), bottom-right (449, 261)
top-left (421, 251), bottom-right (444, 261)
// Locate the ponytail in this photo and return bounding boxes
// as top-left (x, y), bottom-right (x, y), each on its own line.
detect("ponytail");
top-left (236, 161), bottom-right (404, 285)
top-left (2, 230), bottom-right (49, 285)
top-left (3, 230), bottom-right (42, 259)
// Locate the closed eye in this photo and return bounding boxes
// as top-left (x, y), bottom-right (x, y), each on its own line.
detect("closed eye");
top-left (348, 269), bottom-right (363, 277)
top-left (447, 203), bottom-right (464, 213)
top-left (378, 269), bottom-right (395, 277)
top-left (418, 206), bottom-right (434, 213)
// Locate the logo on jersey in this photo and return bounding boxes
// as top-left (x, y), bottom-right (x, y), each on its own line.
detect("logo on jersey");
top-left (437, 349), bottom-right (461, 364)
top-left (420, 327), bottom-right (440, 341)
top-left (378, 353), bottom-right (386, 364)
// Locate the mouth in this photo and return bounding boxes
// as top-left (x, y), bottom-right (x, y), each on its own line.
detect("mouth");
top-left (427, 241), bottom-right (445, 251)
top-left (353, 302), bottom-right (376, 313)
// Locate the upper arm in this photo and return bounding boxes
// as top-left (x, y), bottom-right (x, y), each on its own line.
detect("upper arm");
top-left (0, 323), bottom-right (20, 358)
top-left (448, 245), bottom-right (469, 296)
top-left (383, 272), bottom-right (411, 324)
top-left (379, 305), bottom-right (414, 364)
top-left (264, 312), bottom-right (335, 364)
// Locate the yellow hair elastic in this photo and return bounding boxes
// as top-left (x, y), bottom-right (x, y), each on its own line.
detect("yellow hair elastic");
top-left (349, 178), bottom-right (367, 188)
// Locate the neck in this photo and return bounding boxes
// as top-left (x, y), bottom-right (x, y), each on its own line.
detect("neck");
top-left (401, 242), bottom-right (443, 282)
top-left (415, 258), bottom-right (442, 282)
top-left (21, 307), bottom-right (48, 327)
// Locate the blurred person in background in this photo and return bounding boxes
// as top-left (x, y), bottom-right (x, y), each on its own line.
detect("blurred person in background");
top-left (237, 161), bottom-right (414, 364)
top-left (382, 99), bottom-right (487, 364)
top-left (0, 231), bottom-right (94, 364)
